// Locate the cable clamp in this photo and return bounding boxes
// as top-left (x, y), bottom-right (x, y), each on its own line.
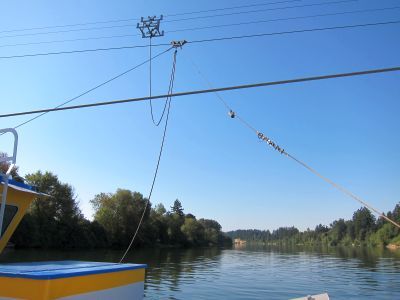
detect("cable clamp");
top-left (256, 131), bottom-right (285, 154)
top-left (171, 40), bottom-right (187, 49)
top-left (228, 110), bottom-right (236, 118)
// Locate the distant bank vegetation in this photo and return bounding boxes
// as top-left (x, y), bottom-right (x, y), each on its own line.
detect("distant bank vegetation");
top-left (227, 204), bottom-right (400, 248)
top-left (1, 164), bottom-right (231, 249)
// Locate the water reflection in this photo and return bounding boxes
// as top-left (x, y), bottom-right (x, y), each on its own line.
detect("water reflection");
top-left (239, 243), bottom-right (400, 270)
top-left (1, 245), bottom-right (399, 299)
top-left (123, 247), bottom-right (223, 294)
top-left (0, 247), bottom-right (224, 299)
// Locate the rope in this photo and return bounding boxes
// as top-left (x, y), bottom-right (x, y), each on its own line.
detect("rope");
top-left (119, 49), bottom-right (178, 263)
top-left (185, 53), bottom-right (400, 230)
top-left (149, 37), bottom-right (155, 124)
top-left (149, 40), bottom-right (178, 126)
top-left (285, 153), bottom-right (400, 229)
top-left (184, 53), bottom-right (260, 134)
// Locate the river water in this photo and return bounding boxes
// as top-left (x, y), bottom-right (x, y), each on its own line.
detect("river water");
top-left (1, 245), bottom-right (399, 299)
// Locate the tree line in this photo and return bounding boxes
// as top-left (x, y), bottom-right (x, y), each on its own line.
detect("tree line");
top-left (227, 204), bottom-right (400, 247)
top-left (3, 168), bottom-right (231, 249)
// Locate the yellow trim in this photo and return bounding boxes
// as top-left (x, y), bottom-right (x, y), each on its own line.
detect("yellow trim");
top-left (0, 185), bottom-right (37, 254)
top-left (0, 268), bottom-right (145, 299)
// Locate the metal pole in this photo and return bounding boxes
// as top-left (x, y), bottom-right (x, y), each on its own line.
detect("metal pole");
top-left (0, 174), bottom-right (9, 237)
top-left (0, 128), bottom-right (18, 238)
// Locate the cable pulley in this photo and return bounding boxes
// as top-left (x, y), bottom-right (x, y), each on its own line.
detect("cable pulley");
top-left (171, 40), bottom-right (187, 49)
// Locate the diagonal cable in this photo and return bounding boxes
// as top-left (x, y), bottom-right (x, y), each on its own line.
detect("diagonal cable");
top-left (11, 46), bottom-right (173, 130)
top-left (184, 52), bottom-right (400, 230)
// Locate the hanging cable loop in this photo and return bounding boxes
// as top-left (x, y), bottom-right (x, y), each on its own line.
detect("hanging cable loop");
top-left (149, 41), bottom-right (184, 126)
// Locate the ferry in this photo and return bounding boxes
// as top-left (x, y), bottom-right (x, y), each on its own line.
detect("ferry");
top-left (0, 129), bottom-right (147, 299)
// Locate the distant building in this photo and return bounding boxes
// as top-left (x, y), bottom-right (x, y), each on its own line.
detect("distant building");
top-left (234, 238), bottom-right (246, 245)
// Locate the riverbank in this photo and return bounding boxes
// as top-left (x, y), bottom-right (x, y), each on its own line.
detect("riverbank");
top-left (227, 204), bottom-right (400, 249)
top-left (232, 239), bottom-right (400, 251)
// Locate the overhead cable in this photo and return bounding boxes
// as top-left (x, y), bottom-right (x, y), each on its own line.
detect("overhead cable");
top-left (1, 66), bottom-right (399, 118)
top-left (165, 0), bottom-right (304, 17)
top-left (164, 0), bottom-right (358, 23)
top-left (1, 19), bottom-right (400, 60)
top-left (186, 53), bottom-right (400, 230)
top-left (10, 47), bottom-right (173, 130)
top-left (3, 5), bottom-right (399, 49)
top-left (0, 23), bottom-right (139, 40)
top-left (0, 0), bottom-right (303, 35)
top-left (0, 43), bottom-right (168, 60)
top-left (0, 34), bottom-right (136, 49)
top-left (187, 20), bottom-right (400, 45)
top-left (0, 0), bottom-right (355, 39)
top-left (169, 6), bottom-right (400, 34)
top-left (0, 18), bottom-right (139, 35)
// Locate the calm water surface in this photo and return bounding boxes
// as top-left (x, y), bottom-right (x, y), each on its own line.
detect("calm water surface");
top-left (1, 245), bottom-right (399, 299)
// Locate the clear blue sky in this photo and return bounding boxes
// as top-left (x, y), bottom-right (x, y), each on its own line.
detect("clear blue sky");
top-left (0, 0), bottom-right (399, 231)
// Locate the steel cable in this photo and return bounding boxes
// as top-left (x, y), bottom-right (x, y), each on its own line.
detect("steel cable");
top-left (119, 49), bottom-right (179, 263)
top-left (185, 53), bottom-right (400, 229)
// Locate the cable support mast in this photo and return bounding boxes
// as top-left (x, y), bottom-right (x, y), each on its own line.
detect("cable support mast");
top-left (137, 15), bottom-right (167, 126)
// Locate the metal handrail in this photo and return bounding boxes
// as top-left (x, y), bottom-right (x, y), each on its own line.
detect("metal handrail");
top-left (0, 128), bottom-right (18, 237)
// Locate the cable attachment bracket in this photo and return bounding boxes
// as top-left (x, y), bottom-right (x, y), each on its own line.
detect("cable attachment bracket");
top-left (137, 15), bottom-right (164, 38)
top-left (171, 40), bottom-right (187, 49)
top-left (256, 131), bottom-right (285, 154)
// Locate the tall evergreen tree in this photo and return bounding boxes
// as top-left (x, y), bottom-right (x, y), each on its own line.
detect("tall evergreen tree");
top-left (171, 199), bottom-right (184, 217)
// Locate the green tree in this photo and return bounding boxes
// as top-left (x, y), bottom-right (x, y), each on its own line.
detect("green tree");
top-left (90, 189), bottom-right (151, 247)
top-left (329, 219), bottom-right (347, 245)
top-left (181, 218), bottom-right (204, 245)
top-left (352, 207), bottom-right (376, 241)
top-left (166, 212), bottom-right (186, 245)
top-left (154, 203), bottom-right (167, 215)
top-left (389, 204), bottom-right (400, 236)
top-left (368, 223), bottom-right (394, 246)
top-left (150, 204), bottom-right (169, 244)
top-left (199, 219), bottom-right (222, 245)
top-left (12, 171), bottom-right (92, 248)
top-left (171, 199), bottom-right (184, 217)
